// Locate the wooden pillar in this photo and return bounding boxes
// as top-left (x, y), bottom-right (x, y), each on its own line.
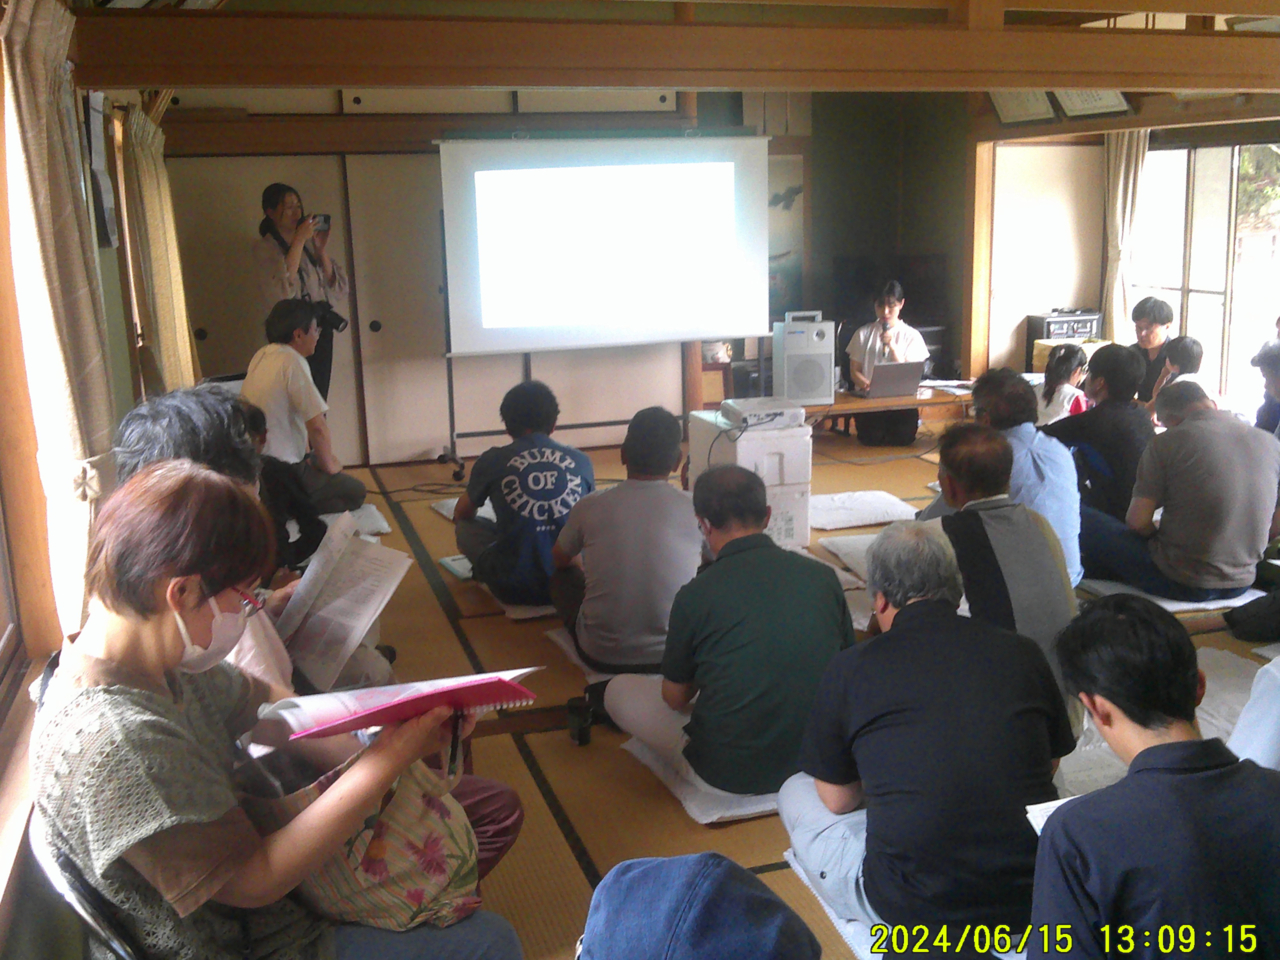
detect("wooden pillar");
top-left (682, 341), bottom-right (704, 425)
top-left (962, 138), bottom-right (995, 379)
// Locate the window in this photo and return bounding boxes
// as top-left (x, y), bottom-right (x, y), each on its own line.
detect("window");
top-left (0, 489), bottom-right (28, 724)
top-left (1230, 144), bottom-right (1280, 416)
top-left (1128, 143), bottom-right (1280, 415)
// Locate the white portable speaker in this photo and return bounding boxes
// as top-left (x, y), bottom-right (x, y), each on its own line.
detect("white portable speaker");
top-left (772, 320), bottom-right (836, 404)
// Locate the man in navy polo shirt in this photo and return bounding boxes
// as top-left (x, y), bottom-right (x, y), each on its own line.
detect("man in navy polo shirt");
top-left (781, 521), bottom-right (1074, 931)
top-left (454, 380), bottom-right (594, 606)
top-left (1031, 595), bottom-right (1280, 959)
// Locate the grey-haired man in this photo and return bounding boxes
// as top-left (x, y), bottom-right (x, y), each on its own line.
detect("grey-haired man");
top-left (779, 521), bottom-right (1074, 932)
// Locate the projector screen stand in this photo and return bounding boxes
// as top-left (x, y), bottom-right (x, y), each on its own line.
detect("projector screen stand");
top-left (437, 449), bottom-right (466, 482)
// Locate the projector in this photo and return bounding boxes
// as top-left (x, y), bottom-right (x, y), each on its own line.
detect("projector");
top-left (720, 397), bottom-right (806, 430)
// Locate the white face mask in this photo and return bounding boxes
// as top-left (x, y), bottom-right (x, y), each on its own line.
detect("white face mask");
top-left (174, 597), bottom-right (249, 673)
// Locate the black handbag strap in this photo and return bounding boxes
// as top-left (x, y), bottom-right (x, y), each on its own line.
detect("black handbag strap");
top-left (36, 650), bottom-right (61, 709)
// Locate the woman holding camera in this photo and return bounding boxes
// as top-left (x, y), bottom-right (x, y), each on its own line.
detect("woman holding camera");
top-left (255, 182), bottom-right (349, 399)
top-left (30, 460), bottom-right (523, 960)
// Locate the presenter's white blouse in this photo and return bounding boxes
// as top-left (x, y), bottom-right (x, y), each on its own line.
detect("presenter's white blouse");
top-left (845, 321), bottom-right (931, 375)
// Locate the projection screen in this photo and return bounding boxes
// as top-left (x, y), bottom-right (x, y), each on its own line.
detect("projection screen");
top-left (440, 136), bottom-right (770, 356)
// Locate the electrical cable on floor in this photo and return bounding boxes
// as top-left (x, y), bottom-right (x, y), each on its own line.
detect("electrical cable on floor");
top-left (810, 441), bottom-right (941, 467)
top-left (369, 483), bottom-right (469, 497)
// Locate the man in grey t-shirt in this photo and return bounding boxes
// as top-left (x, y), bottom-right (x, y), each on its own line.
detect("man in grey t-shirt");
top-left (551, 407), bottom-right (703, 673)
top-left (1080, 381), bottom-right (1280, 600)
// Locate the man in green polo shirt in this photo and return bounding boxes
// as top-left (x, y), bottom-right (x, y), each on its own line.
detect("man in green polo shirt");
top-left (605, 465), bottom-right (855, 797)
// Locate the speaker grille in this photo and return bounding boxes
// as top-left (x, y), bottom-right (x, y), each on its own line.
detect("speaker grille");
top-left (787, 356), bottom-right (830, 400)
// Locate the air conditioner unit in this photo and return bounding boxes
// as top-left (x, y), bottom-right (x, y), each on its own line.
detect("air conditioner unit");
top-left (772, 320), bottom-right (836, 404)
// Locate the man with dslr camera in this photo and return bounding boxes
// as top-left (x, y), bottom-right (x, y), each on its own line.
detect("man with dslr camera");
top-left (241, 298), bottom-right (366, 514)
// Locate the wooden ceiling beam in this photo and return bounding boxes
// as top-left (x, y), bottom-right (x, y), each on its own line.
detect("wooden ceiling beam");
top-left (1001, 0), bottom-right (1277, 11)
top-left (69, 10), bottom-right (1280, 91)
top-left (80, 0), bottom-right (1280, 14)
top-left (159, 109), bottom-right (695, 156)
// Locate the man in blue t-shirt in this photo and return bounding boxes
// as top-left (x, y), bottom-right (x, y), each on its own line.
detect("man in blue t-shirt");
top-left (454, 380), bottom-right (595, 605)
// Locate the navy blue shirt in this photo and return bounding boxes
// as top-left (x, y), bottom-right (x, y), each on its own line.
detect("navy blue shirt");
top-left (800, 600), bottom-right (1075, 929)
top-left (467, 433), bottom-right (594, 605)
top-left (1030, 739), bottom-right (1280, 959)
top-left (1042, 399), bottom-right (1154, 521)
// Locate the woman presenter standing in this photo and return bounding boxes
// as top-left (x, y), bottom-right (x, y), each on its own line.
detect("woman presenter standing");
top-left (844, 280), bottom-right (931, 446)
top-left (254, 182), bottom-right (349, 400)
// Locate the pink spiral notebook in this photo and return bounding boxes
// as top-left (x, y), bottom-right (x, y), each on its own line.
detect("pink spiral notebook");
top-left (258, 668), bottom-right (540, 740)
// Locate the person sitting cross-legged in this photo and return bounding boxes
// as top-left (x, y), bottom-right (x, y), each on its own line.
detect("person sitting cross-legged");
top-left (605, 465), bottom-right (854, 797)
top-left (780, 521), bottom-right (1074, 932)
top-left (919, 367), bottom-right (1083, 585)
top-left (932, 423), bottom-right (1078, 693)
top-left (239, 399), bottom-right (328, 572)
top-left (240, 298), bottom-right (367, 515)
top-left (1080, 380), bottom-right (1280, 602)
top-left (454, 380), bottom-right (595, 607)
top-left (1029, 596), bottom-right (1280, 959)
top-left (550, 406), bottom-right (702, 676)
top-left (1042, 343), bottom-right (1155, 522)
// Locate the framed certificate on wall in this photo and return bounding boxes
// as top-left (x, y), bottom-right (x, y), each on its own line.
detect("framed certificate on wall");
top-left (1052, 90), bottom-right (1130, 117)
top-left (989, 91), bottom-right (1056, 124)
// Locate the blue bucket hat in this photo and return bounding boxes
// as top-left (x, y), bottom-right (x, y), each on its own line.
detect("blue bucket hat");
top-left (577, 853), bottom-right (822, 960)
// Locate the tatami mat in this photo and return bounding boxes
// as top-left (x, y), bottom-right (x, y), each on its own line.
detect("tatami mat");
top-left (1193, 628), bottom-right (1271, 665)
top-left (358, 431), bottom-right (1273, 956)
top-left (470, 734), bottom-right (594, 960)
top-left (759, 869), bottom-right (857, 960)
top-left (522, 726), bottom-right (792, 875)
top-left (461, 615), bottom-right (591, 710)
top-left (351, 428), bottom-right (1038, 956)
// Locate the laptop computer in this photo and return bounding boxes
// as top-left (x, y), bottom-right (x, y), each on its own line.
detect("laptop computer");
top-left (853, 360), bottom-right (926, 399)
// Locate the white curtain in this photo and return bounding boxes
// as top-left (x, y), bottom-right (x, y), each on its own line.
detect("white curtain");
top-left (121, 105), bottom-right (200, 390)
top-left (1102, 129), bottom-right (1149, 340)
top-left (2, 0), bottom-right (116, 635)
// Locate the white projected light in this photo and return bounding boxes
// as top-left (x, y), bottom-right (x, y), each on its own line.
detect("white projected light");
top-left (475, 162), bottom-right (737, 330)
top-left (441, 137), bottom-right (769, 356)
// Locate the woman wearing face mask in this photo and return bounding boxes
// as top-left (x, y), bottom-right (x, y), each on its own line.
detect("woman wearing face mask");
top-left (255, 182), bottom-right (349, 400)
top-left (30, 460), bottom-right (523, 960)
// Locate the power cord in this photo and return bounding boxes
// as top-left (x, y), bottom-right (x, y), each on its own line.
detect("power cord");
top-left (810, 441), bottom-right (941, 467)
top-left (707, 421), bottom-right (751, 468)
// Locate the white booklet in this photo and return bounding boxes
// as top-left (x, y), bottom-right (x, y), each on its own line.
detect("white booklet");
top-left (274, 512), bottom-right (413, 692)
top-left (1025, 797), bottom-right (1073, 835)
